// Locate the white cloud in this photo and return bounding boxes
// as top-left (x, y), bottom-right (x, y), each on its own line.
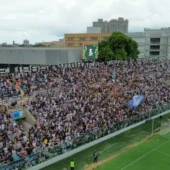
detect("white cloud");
top-left (0, 0), bottom-right (170, 44)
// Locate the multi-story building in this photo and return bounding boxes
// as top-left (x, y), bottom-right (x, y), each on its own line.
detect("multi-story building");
top-left (92, 18), bottom-right (129, 33)
top-left (127, 32), bottom-right (145, 58)
top-left (65, 27), bottom-right (170, 59)
top-left (23, 39), bottom-right (29, 46)
top-left (65, 33), bottom-right (111, 48)
top-left (12, 41), bottom-right (19, 47)
top-left (144, 28), bottom-right (170, 58)
top-left (65, 32), bottom-right (144, 58)
top-left (87, 27), bottom-right (101, 34)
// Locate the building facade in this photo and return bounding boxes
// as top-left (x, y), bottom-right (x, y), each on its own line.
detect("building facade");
top-left (143, 28), bottom-right (170, 58)
top-left (92, 18), bottom-right (129, 33)
top-left (64, 32), bottom-right (144, 58)
top-left (65, 33), bottom-right (111, 48)
top-left (1, 28), bottom-right (170, 66)
top-left (23, 39), bottom-right (29, 45)
top-left (127, 32), bottom-right (145, 58)
top-left (65, 27), bottom-right (170, 59)
top-left (65, 32), bottom-right (144, 58)
top-left (41, 41), bottom-right (65, 47)
top-left (87, 27), bottom-right (101, 34)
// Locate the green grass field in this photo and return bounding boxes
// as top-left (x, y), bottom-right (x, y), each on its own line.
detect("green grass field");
top-left (95, 134), bottom-right (170, 170)
top-left (41, 115), bottom-right (170, 170)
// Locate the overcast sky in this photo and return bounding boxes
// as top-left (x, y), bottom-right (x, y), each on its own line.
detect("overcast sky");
top-left (0, 0), bottom-right (170, 44)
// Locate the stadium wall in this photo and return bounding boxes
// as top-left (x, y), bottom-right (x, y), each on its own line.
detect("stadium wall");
top-left (0, 48), bottom-right (82, 65)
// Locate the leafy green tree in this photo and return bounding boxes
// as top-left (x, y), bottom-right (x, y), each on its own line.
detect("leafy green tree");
top-left (98, 32), bottom-right (140, 61)
top-left (98, 42), bottom-right (114, 61)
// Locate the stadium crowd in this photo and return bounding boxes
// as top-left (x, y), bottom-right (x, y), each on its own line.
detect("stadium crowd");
top-left (0, 59), bottom-right (170, 166)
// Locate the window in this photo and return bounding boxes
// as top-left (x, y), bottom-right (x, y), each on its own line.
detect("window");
top-left (91, 37), bottom-right (98, 41)
top-left (79, 37), bottom-right (85, 41)
top-left (150, 45), bottom-right (160, 50)
top-left (150, 51), bottom-right (160, 55)
top-left (79, 43), bottom-right (82, 46)
top-left (150, 38), bottom-right (160, 44)
top-left (68, 37), bottom-right (73, 41)
top-left (103, 37), bottom-right (108, 40)
top-left (68, 43), bottom-right (73, 47)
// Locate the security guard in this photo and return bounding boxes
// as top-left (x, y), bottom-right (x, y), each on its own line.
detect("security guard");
top-left (70, 159), bottom-right (75, 170)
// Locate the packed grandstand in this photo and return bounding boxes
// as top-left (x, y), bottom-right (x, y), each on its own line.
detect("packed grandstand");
top-left (0, 59), bottom-right (170, 169)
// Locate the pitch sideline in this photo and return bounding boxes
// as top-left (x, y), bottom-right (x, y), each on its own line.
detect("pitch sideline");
top-left (83, 134), bottom-right (158, 170)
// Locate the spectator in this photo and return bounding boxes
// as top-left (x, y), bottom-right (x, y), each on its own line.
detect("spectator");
top-left (1, 59), bottom-right (170, 166)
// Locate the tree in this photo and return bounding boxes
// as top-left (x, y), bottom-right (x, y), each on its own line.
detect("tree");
top-left (98, 42), bottom-right (114, 61)
top-left (32, 43), bottom-right (46, 47)
top-left (98, 32), bottom-right (140, 61)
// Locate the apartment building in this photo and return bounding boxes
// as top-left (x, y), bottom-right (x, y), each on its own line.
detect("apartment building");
top-left (93, 18), bottom-right (129, 33)
top-left (23, 39), bottom-right (29, 45)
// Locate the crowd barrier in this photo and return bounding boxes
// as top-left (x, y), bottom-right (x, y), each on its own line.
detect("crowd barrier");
top-left (0, 59), bottom-right (122, 74)
top-left (0, 104), bottom-right (170, 170)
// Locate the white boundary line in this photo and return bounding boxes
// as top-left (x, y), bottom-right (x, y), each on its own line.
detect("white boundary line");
top-left (121, 141), bottom-right (168, 170)
top-left (155, 150), bottom-right (170, 157)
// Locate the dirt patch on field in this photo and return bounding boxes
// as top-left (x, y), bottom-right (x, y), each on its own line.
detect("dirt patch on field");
top-left (83, 134), bottom-right (157, 170)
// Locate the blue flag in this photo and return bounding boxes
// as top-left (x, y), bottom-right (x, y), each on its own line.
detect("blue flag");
top-left (12, 111), bottom-right (23, 119)
top-left (112, 64), bottom-right (117, 81)
top-left (128, 95), bottom-right (144, 109)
